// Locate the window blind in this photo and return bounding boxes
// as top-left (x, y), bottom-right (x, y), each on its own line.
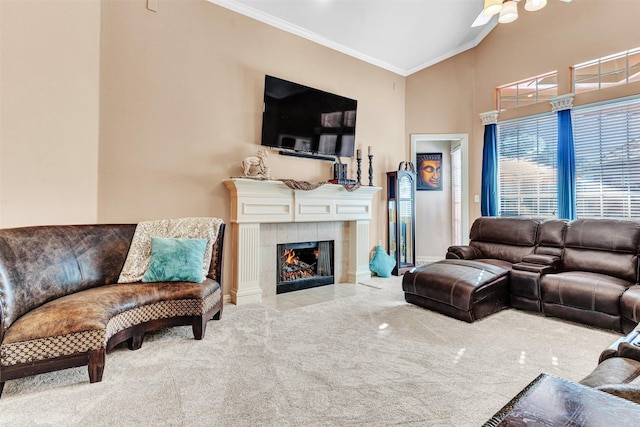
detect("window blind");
top-left (451, 146), bottom-right (462, 245)
top-left (497, 114), bottom-right (558, 217)
top-left (572, 97), bottom-right (640, 218)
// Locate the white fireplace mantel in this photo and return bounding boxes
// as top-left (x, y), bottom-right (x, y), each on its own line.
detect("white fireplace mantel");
top-left (223, 178), bottom-right (381, 304)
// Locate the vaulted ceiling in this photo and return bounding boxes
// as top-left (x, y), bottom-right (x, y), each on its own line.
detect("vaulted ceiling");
top-left (207, 0), bottom-right (498, 76)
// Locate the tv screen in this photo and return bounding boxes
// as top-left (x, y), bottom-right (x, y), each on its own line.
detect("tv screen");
top-left (261, 75), bottom-right (357, 159)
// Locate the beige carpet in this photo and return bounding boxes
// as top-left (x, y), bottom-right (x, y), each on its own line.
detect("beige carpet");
top-left (0, 277), bottom-right (619, 426)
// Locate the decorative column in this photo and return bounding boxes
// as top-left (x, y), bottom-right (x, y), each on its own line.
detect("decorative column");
top-left (550, 93), bottom-right (574, 113)
top-left (232, 223), bottom-right (263, 304)
top-left (348, 219), bottom-right (371, 284)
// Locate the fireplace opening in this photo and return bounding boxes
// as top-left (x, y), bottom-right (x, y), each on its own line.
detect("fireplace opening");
top-left (277, 240), bottom-right (334, 294)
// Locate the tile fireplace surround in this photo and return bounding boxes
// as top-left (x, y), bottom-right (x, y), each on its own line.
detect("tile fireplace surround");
top-left (223, 178), bottom-right (381, 305)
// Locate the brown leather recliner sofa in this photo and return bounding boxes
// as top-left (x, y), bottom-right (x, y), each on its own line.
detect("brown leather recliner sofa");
top-left (0, 221), bottom-right (225, 397)
top-left (403, 216), bottom-right (640, 334)
top-left (579, 326), bottom-right (640, 403)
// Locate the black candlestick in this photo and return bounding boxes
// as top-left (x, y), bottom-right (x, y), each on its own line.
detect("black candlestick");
top-left (368, 154), bottom-right (374, 186)
top-left (356, 158), bottom-right (362, 185)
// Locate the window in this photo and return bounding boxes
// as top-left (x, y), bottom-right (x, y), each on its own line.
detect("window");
top-left (497, 114), bottom-right (558, 217)
top-left (497, 72), bottom-right (558, 110)
top-left (451, 145), bottom-right (462, 245)
top-left (573, 47), bottom-right (640, 95)
top-left (572, 97), bottom-right (640, 218)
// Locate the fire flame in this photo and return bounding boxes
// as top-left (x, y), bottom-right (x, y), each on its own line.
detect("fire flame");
top-left (283, 249), bottom-right (298, 265)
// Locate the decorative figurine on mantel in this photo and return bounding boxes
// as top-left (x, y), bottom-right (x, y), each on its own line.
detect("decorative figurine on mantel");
top-left (241, 147), bottom-right (271, 179)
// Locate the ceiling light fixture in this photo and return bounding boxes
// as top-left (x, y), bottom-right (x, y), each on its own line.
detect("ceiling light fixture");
top-left (525, 0), bottom-right (547, 11)
top-left (483, 0), bottom-right (503, 16)
top-left (475, 0), bottom-right (570, 27)
top-left (498, 1), bottom-right (519, 24)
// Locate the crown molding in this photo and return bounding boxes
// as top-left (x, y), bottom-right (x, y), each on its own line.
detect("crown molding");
top-left (207, 0), bottom-right (495, 77)
top-left (206, 0), bottom-right (407, 75)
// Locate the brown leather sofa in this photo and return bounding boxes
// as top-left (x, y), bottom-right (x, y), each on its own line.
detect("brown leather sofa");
top-left (0, 222), bottom-right (225, 397)
top-left (579, 326), bottom-right (640, 403)
top-left (404, 216), bottom-right (640, 334)
top-left (540, 218), bottom-right (640, 332)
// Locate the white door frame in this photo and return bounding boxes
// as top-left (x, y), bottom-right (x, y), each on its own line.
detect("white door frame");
top-left (411, 133), bottom-right (469, 245)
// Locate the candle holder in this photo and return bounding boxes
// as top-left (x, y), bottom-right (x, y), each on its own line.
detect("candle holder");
top-left (356, 157), bottom-right (362, 185)
top-left (368, 154), bottom-right (374, 186)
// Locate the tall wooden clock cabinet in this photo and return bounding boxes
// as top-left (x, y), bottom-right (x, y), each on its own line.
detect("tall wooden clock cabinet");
top-left (386, 162), bottom-right (416, 275)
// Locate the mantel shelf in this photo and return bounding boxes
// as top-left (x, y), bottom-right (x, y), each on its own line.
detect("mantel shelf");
top-left (223, 178), bottom-right (381, 224)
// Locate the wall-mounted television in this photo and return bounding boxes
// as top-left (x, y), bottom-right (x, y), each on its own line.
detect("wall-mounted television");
top-left (260, 75), bottom-right (357, 160)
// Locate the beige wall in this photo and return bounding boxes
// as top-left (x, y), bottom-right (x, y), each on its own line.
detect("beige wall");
top-left (0, 0), bottom-right (100, 227)
top-left (406, 0), bottom-right (640, 258)
top-left (98, 1), bottom-right (405, 295)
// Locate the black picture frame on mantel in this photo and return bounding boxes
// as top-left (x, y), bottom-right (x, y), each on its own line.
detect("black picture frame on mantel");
top-left (416, 152), bottom-right (442, 191)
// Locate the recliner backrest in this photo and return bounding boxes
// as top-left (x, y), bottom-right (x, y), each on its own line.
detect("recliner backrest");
top-left (469, 217), bottom-right (540, 264)
top-left (562, 218), bottom-right (640, 283)
top-left (535, 219), bottom-right (568, 257)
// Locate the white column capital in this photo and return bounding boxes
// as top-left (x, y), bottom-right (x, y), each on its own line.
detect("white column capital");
top-left (480, 110), bottom-right (499, 125)
top-left (550, 93), bottom-right (575, 112)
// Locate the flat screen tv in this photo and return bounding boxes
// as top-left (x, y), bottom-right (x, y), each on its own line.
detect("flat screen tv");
top-left (260, 75), bottom-right (357, 160)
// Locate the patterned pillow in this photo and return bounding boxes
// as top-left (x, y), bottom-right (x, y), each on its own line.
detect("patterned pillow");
top-left (118, 217), bottom-right (223, 283)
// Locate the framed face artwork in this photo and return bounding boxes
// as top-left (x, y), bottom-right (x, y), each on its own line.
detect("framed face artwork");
top-left (416, 153), bottom-right (442, 191)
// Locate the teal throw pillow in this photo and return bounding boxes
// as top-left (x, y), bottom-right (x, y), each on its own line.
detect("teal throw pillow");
top-left (369, 245), bottom-right (396, 278)
top-left (142, 237), bottom-right (208, 283)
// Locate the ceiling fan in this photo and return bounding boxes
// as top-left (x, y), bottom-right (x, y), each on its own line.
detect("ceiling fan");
top-left (472, 0), bottom-right (573, 28)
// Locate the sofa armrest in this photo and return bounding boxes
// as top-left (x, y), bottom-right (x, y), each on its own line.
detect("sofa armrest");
top-left (599, 333), bottom-right (637, 363)
top-left (598, 329), bottom-right (640, 363)
top-left (617, 341), bottom-right (640, 363)
top-left (521, 253), bottom-right (560, 267)
top-left (446, 245), bottom-right (483, 260)
top-left (207, 223), bottom-right (226, 286)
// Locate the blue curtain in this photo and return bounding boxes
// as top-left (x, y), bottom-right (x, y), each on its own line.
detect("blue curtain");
top-left (481, 123), bottom-right (498, 216)
top-left (557, 109), bottom-right (576, 220)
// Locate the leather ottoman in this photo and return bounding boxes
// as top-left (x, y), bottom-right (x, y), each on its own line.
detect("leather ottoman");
top-left (402, 260), bottom-right (510, 322)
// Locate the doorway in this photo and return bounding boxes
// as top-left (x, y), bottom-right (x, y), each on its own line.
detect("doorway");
top-left (411, 134), bottom-right (469, 263)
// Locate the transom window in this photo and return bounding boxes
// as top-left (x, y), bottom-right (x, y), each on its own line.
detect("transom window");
top-left (497, 72), bottom-right (558, 110)
top-left (572, 47), bottom-right (640, 95)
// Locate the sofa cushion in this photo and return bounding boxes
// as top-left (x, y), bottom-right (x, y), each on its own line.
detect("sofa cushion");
top-left (468, 217), bottom-right (540, 264)
top-left (469, 217), bottom-right (539, 246)
top-left (562, 219), bottom-right (640, 283)
top-left (2, 279), bottom-right (221, 345)
top-left (565, 218), bottom-right (640, 252)
top-left (541, 271), bottom-right (630, 316)
top-left (142, 237), bottom-right (208, 283)
top-left (562, 248), bottom-right (638, 283)
top-left (535, 219), bottom-right (567, 257)
top-left (469, 242), bottom-right (536, 265)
